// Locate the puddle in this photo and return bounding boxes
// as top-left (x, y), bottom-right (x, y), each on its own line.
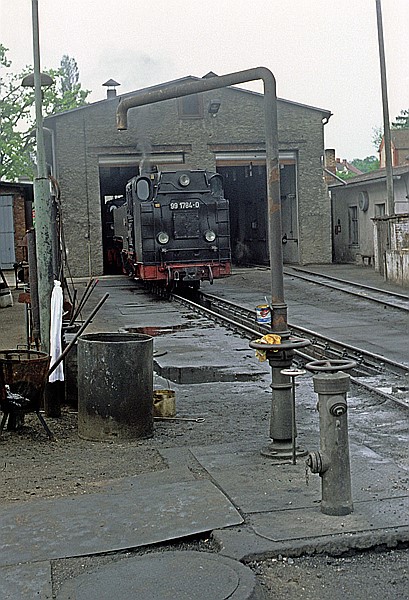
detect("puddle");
top-left (377, 386), bottom-right (393, 394)
top-left (124, 325), bottom-right (191, 337)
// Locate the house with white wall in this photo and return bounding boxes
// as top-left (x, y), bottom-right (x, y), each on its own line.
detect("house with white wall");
top-left (329, 165), bottom-right (409, 287)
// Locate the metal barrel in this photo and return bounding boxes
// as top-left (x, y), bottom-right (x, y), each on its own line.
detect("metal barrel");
top-left (0, 350), bottom-right (50, 408)
top-left (77, 333), bottom-right (153, 441)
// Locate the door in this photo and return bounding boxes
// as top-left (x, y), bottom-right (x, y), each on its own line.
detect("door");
top-left (0, 195), bottom-right (16, 269)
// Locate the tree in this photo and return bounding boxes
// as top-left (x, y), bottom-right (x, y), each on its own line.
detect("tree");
top-left (372, 125), bottom-right (383, 151)
top-left (0, 46), bottom-right (90, 181)
top-left (350, 156), bottom-right (379, 173)
top-left (391, 109), bottom-right (409, 129)
top-left (59, 55), bottom-right (79, 94)
top-left (372, 109), bottom-right (409, 155)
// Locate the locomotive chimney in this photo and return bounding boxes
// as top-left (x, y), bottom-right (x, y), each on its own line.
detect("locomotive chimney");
top-left (103, 79), bottom-right (121, 99)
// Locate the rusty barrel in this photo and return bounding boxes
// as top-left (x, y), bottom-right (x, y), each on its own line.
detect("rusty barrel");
top-left (0, 350), bottom-right (50, 409)
top-left (77, 332), bottom-right (153, 441)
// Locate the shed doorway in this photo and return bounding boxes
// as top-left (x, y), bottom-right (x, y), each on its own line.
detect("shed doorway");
top-left (217, 157), bottom-right (299, 265)
top-left (98, 154), bottom-right (186, 274)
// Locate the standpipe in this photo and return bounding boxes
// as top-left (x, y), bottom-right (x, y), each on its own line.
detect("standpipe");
top-left (116, 68), bottom-right (310, 458)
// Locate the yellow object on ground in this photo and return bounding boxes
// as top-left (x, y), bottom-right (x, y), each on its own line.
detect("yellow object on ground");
top-left (254, 334), bottom-right (282, 362)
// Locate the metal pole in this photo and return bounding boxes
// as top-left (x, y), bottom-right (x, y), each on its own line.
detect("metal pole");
top-left (27, 228), bottom-right (40, 347)
top-left (31, 0), bottom-right (54, 354)
top-left (375, 0), bottom-right (394, 216)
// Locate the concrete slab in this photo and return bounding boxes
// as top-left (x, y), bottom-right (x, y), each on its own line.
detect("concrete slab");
top-left (249, 496), bottom-right (409, 542)
top-left (190, 441), bottom-right (409, 513)
top-left (190, 443), bottom-right (321, 513)
top-left (152, 326), bottom-right (268, 383)
top-left (0, 561), bottom-right (52, 600)
top-left (56, 551), bottom-right (265, 600)
top-left (0, 480), bottom-right (243, 567)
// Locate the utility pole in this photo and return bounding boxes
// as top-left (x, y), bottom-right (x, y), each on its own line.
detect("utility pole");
top-left (375, 0), bottom-right (394, 216)
top-left (28, 0), bottom-right (55, 354)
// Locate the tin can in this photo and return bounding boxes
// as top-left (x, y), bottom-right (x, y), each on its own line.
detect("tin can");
top-left (255, 304), bottom-right (271, 324)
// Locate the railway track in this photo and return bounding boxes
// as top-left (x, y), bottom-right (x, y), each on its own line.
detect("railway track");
top-left (283, 266), bottom-right (409, 312)
top-left (172, 290), bottom-right (409, 409)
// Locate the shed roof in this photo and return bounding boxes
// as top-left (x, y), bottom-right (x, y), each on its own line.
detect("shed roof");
top-left (44, 73), bottom-right (332, 122)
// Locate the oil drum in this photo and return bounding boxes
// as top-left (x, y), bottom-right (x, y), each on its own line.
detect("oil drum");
top-left (77, 332), bottom-right (153, 441)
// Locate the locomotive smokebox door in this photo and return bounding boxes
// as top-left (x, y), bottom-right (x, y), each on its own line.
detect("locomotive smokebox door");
top-left (173, 211), bottom-right (200, 239)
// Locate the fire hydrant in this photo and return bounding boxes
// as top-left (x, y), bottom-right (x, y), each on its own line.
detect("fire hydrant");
top-left (305, 359), bottom-right (356, 516)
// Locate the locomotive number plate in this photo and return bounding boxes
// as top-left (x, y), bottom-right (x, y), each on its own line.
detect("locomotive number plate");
top-left (170, 201), bottom-right (200, 210)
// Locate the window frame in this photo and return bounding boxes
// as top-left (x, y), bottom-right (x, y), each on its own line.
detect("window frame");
top-left (177, 94), bottom-right (204, 119)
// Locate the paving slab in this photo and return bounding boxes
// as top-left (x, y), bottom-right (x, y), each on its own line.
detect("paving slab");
top-left (249, 496), bottom-right (409, 542)
top-left (190, 441), bottom-right (409, 514)
top-left (56, 551), bottom-right (265, 600)
top-left (152, 325), bottom-right (268, 383)
top-left (0, 479), bottom-right (242, 567)
top-left (0, 561), bottom-right (52, 600)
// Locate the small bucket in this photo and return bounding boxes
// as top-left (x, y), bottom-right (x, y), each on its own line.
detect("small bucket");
top-left (153, 389), bottom-right (176, 418)
top-left (255, 304), bottom-right (271, 324)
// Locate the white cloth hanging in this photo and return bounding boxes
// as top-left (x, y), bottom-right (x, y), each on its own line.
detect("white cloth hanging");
top-left (49, 280), bottom-right (64, 382)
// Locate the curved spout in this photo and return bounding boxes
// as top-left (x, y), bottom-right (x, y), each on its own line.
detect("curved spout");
top-left (116, 67), bottom-right (275, 130)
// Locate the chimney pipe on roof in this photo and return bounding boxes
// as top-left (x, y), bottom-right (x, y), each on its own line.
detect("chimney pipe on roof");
top-left (103, 79), bottom-right (120, 99)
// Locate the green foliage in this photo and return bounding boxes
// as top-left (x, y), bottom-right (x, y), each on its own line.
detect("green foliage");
top-left (336, 156), bottom-right (380, 181)
top-left (0, 46), bottom-right (90, 181)
top-left (372, 126), bottom-right (383, 151)
top-left (336, 170), bottom-right (356, 181)
top-left (350, 156), bottom-right (379, 173)
top-left (392, 109), bottom-right (409, 129)
top-left (372, 109), bottom-right (409, 155)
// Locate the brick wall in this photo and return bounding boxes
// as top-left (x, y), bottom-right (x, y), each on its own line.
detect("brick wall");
top-left (46, 86), bottom-right (332, 276)
top-left (12, 193), bottom-right (28, 263)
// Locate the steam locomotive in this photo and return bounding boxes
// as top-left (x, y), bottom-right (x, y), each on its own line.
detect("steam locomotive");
top-left (113, 168), bottom-right (231, 290)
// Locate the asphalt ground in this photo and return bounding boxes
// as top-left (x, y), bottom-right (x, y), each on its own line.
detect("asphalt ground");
top-left (0, 264), bottom-right (408, 599)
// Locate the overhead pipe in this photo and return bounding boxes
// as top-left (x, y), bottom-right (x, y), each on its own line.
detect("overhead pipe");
top-left (116, 67), bottom-right (288, 337)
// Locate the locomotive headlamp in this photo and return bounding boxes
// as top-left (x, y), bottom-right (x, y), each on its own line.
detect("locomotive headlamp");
top-left (179, 174), bottom-right (191, 187)
top-left (204, 230), bottom-right (216, 242)
top-left (157, 232), bottom-right (170, 244)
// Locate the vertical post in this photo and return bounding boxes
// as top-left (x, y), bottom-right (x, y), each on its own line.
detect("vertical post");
top-left (375, 0), bottom-right (394, 216)
top-left (27, 228), bottom-right (40, 348)
top-left (30, 0), bottom-right (54, 355)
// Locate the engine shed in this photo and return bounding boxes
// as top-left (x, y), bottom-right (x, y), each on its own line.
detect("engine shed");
top-left (44, 73), bottom-right (333, 277)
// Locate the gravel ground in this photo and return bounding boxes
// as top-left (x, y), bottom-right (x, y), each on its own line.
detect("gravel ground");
top-left (1, 272), bottom-right (409, 598)
top-left (250, 548), bottom-right (409, 599)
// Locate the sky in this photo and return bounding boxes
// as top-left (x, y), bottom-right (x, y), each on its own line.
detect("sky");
top-left (1, 0), bottom-right (408, 160)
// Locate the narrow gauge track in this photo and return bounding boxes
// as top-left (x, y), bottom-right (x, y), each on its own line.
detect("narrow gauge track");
top-left (172, 290), bottom-right (409, 409)
top-left (283, 266), bottom-right (409, 312)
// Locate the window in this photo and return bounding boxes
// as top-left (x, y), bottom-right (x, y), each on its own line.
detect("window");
top-left (348, 206), bottom-right (359, 246)
top-left (374, 203), bottom-right (386, 217)
top-left (178, 94), bottom-right (203, 119)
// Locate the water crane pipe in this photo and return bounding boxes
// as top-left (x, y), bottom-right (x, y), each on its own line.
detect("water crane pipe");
top-left (116, 67), bottom-right (288, 337)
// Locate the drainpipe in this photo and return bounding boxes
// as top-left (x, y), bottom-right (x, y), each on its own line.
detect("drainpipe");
top-left (116, 67), bottom-right (287, 337)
